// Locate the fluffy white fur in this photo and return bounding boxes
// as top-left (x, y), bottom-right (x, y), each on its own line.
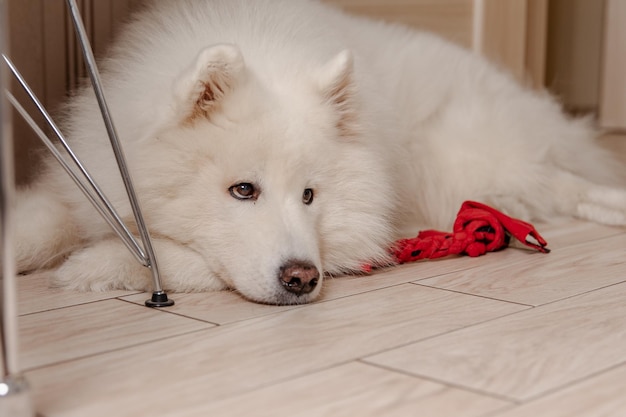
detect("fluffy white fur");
top-left (15, 0), bottom-right (626, 304)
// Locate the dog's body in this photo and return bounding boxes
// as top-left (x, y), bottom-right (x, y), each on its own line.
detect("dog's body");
top-left (15, 0), bottom-right (626, 304)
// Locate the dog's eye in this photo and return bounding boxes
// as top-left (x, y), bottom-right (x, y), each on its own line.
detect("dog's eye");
top-left (302, 188), bottom-right (314, 205)
top-left (229, 183), bottom-right (259, 201)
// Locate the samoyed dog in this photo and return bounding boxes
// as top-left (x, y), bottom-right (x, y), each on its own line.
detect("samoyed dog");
top-left (15, 0), bottom-right (626, 304)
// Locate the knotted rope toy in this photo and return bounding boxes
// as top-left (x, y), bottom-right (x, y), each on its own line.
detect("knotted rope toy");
top-left (363, 201), bottom-right (550, 272)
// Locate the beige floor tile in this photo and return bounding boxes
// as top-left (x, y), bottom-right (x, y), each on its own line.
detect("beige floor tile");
top-left (25, 284), bottom-right (524, 417)
top-left (491, 364), bottom-right (626, 417)
top-left (121, 290), bottom-right (301, 324)
top-left (18, 271), bottom-right (139, 315)
top-left (534, 219), bottom-right (624, 249)
top-left (365, 282), bottom-right (626, 401)
top-left (418, 232), bottom-right (626, 305)
top-left (20, 299), bottom-right (214, 370)
top-left (178, 362), bottom-right (511, 417)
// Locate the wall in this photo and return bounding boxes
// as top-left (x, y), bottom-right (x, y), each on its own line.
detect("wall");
top-left (326, 0), bottom-right (474, 48)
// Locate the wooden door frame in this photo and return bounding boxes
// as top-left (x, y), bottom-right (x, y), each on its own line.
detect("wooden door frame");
top-left (599, 0), bottom-right (626, 130)
top-left (473, 0), bottom-right (548, 89)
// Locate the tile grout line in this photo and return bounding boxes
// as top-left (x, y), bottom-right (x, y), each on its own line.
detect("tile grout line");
top-left (400, 281), bottom-right (626, 349)
top-left (481, 360), bottom-right (626, 417)
top-left (316, 262), bottom-right (492, 305)
top-left (523, 278), bottom-right (626, 309)
top-left (115, 296), bottom-right (223, 326)
top-left (410, 281), bottom-right (537, 308)
top-left (22, 325), bottom-right (217, 374)
top-left (354, 307), bottom-right (533, 368)
top-left (412, 273), bottom-right (626, 310)
top-left (359, 359), bottom-right (522, 405)
top-left (543, 228), bottom-right (626, 250)
top-left (18, 292), bottom-right (144, 317)
top-left (514, 359), bottom-right (626, 405)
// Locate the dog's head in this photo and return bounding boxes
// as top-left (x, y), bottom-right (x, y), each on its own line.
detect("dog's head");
top-left (136, 45), bottom-right (398, 304)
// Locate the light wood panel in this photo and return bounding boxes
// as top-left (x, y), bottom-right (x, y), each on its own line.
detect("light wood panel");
top-left (534, 218), bottom-right (625, 248)
top-left (121, 290), bottom-right (301, 325)
top-left (417, 233), bottom-right (626, 306)
top-left (17, 271), bottom-right (138, 315)
top-left (24, 285), bottom-right (524, 416)
top-left (19, 298), bottom-right (213, 370)
top-left (179, 362), bottom-right (511, 417)
top-left (494, 364), bottom-right (626, 417)
top-left (366, 282), bottom-right (626, 401)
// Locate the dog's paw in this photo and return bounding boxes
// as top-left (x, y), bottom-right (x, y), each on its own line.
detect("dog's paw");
top-left (52, 238), bottom-right (228, 292)
top-left (576, 185), bottom-right (626, 226)
top-left (52, 239), bottom-right (151, 292)
top-left (14, 189), bottom-right (79, 272)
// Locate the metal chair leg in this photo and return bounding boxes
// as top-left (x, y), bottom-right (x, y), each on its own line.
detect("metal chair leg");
top-left (0, 0), bottom-right (35, 415)
top-left (2, 1), bottom-right (174, 308)
top-left (65, 0), bottom-right (173, 308)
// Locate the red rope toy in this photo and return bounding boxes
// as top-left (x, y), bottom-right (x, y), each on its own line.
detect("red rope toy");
top-left (363, 201), bottom-right (550, 272)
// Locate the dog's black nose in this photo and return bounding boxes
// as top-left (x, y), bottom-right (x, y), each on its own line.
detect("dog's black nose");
top-left (279, 260), bottom-right (319, 295)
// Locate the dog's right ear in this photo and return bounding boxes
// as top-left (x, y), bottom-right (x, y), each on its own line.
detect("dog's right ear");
top-left (317, 50), bottom-right (359, 138)
top-left (173, 44), bottom-right (245, 124)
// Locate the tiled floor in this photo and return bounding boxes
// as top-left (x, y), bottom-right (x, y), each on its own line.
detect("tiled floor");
top-left (14, 218), bottom-right (626, 417)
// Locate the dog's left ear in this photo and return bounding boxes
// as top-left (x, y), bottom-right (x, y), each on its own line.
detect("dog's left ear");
top-left (317, 50), bottom-right (358, 136)
top-left (173, 44), bottom-right (245, 124)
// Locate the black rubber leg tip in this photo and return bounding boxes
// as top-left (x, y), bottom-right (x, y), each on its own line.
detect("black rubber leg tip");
top-left (145, 291), bottom-right (175, 308)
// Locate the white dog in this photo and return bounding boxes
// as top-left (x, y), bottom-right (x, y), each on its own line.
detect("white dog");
top-left (15, 0), bottom-right (626, 304)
